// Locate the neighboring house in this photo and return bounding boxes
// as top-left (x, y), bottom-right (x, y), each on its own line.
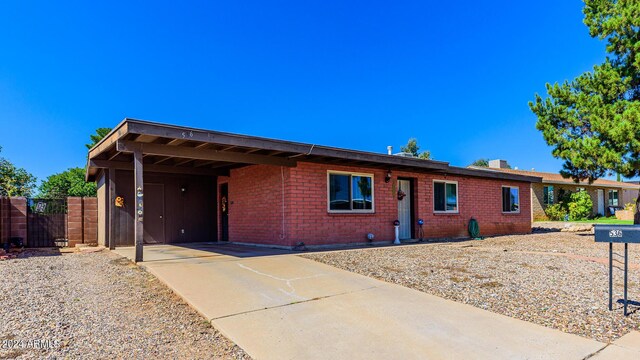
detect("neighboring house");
top-left (86, 119), bottom-right (541, 256)
top-left (471, 161), bottom-right (640, 220)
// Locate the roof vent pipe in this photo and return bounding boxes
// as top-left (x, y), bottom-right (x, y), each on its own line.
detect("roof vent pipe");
top-left (387, 146), bottom-right (393, 155)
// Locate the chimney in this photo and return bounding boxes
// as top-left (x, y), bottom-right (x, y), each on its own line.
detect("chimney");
top-left (387, 146), bottom-right (393, 155)
top-left (488, 159), bottom-right (509, 169)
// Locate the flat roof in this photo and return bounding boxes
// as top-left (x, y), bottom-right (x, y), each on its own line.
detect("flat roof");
top-left (86, 118), bottom-right (542, 183)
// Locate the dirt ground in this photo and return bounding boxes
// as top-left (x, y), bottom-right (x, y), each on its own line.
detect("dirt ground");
top-left (0, 249), bottom-right (249, 359)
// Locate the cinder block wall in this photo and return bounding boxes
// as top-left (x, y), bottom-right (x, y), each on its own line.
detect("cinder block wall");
top-left (0, 196), bottom-right (98, 247)
top-left (0, 197), bottom-right (10, 244)
top-left (66, 197), bottom-right (99, 247)
top-left (82, 197), bottom-right (98, 245)
top-left (9, 197), bottom-right (27, 245)
top-left (67, 197), bottom-right (83, 247)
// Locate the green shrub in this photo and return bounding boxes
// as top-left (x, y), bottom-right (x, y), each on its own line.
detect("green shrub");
top-left (568, 191), bottom-right (593, 221)
top-left (545, 203), bottom-right (567, 221)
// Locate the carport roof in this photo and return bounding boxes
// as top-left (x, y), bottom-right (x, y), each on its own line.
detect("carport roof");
top-left (86, 118), bottom-right (542, 183)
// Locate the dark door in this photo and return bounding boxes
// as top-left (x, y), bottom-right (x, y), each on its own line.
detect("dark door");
top-left (220, 183), bottom-right (229, 241)
top-left (143, 183), bottom-right (165, 244)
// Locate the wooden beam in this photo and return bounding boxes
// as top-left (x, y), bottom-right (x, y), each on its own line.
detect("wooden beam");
top-left (166, 138), bottom-right (188, 146)
top-left (134, 147), bottom-right (144, 263)
top-left (116, 140), bottom-right (297, 167)
top-left (90, 159), bottom-right (229, 176)
top-left (126, 121), bottom-right (310, 154)
top-left (152, 156), bottom-right (174, 165)
top-left (88, 122), bottom-right (129, 159)
top-left (108, 168), bottom-right (116, 250)
top-left (132, 134), bottom-right (158, 143)
top-left (174, 158), bottom-right (194, 166)
top-left (123, 120), bottom-right (458, 171)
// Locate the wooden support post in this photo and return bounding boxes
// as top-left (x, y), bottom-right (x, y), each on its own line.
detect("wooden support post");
top-left (134, 147), bottom-right (144, 262)
top-left (108, 168), bottom-right (116, 250)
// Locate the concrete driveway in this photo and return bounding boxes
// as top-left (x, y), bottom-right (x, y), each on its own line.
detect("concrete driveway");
top-left (114, 243), bottom-right (638, 359)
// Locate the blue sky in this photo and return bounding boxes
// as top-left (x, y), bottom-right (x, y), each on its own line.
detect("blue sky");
top-left (0, 1), bottom-right (609, 183)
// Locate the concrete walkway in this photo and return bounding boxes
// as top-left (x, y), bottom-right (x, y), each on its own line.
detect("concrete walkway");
top-left (114, 243), bottom-right (638, 359)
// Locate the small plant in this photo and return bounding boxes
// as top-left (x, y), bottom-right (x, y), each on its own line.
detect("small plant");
top-left (624, 202), bottom-right (636, 212)
top-left (545, 204), bottom-right (567, 221)
top-left (568, 191), bottom-right (593, 221)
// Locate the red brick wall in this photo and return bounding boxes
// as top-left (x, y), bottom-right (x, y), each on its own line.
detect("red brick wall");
top-left (9, 197), bottom-right (27, 245)
top-left (226, 163), bottom-right (532, 247)
top-left (287, 163), bottom-right (531, 245)
top-left (227, 166), bottom-right (288, 245)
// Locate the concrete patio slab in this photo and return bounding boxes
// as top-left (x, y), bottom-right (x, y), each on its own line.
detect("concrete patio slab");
top-left (114, 243), bottom-right (612, 359)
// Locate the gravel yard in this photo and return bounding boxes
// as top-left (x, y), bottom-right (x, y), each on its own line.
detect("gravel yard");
top-left (0, 249), bottom-right (249, 360)
top-left (303, 231), bottom-right (640, 343)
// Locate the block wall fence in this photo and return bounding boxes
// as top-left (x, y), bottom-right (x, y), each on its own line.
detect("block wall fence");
top-left (0, 196), bottom-right (98, 247)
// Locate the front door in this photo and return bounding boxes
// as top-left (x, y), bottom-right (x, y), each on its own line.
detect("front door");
top-left (597, 189), bottom-right (605, 216)
top-left (220, 183), bottom-right (229, 241)
top-left (143, 183), bottom-right (165, 244)
top-left (397, 179), bottom-right (413, 239)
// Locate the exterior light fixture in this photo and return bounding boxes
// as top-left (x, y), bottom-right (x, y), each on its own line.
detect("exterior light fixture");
top-left (385, 170), bottom-right (392, 183)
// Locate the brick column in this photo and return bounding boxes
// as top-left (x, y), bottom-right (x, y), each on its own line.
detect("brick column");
top-left (82, 197), bottom-right (98, 245)
top-left (9, 197), bottom-right (27, 245)
top-left (67, 197), bottom-right (83, 247)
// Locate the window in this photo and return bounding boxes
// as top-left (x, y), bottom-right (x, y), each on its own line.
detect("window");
top-left (434, 181), bottom-right (458, 212)
top-left (608, 190), bottom-right (619, 206)
top-left (543, 185), bottom-right (554, 205)
top-left (502, 186), bottom-right (520, 213)
top-left (328, 172), bottom-right (374, 212)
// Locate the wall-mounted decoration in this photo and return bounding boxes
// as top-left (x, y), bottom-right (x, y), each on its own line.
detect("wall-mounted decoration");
top-left (115, 196), bottom-right (125, 208)
top-left (221, 196), bottom-right (228, 214)
top-left (136, 186), bottom-right (143, 222)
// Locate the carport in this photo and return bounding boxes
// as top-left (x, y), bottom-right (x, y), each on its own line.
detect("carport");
top-left (86, 119), bottom-right (299, 262)
top-left (86, 118), bottom-right (453, 262)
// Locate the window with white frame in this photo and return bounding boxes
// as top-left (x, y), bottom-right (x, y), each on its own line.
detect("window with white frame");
top-left (433, 181), bottom-right (458, 212)
top-left (328, 172), bottom-right (374, 212)
top-left (502, 186), bottom-right (520, 213)
top-left (543, 185), bottom-right (554, 205)
top-left (608, 189), bottom-right (619, 206)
